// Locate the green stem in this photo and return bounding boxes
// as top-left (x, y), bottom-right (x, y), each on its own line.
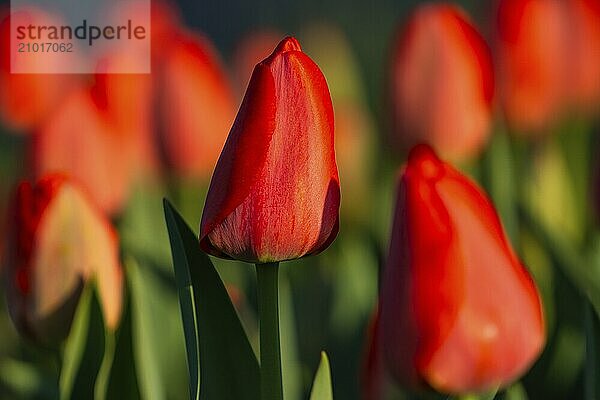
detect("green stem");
top-left (256, 262), bottom-right (283, 400)
top-left (584, 301), bottom-right (596, 400)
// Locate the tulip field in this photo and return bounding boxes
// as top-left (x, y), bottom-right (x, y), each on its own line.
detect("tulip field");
top-left (0, 0), bottom-right (600, 399)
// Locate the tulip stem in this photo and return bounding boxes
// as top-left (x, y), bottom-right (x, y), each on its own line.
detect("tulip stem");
top-left (256, 262), bottom-right (283, 400)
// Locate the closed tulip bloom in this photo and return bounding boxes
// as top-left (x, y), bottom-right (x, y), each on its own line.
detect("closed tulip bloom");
top-left (0, 8), bottom-right (76, 131)
top-left (496, 0), bottom-right (568, 133)
top-left (32, 88), bottom-right (134, 215)
top-left (200, 37), bottom-right (340, 263)
top-left (567, 0), bottom-right (600, 110)
top-left (3, 175), bottom-right (122, 342)
top-left (380, 145), bottom-right (544, 394)
top-left (159, 31), bottom-right (236, 179)
top-left (390, 4), bottom-right (493, 161)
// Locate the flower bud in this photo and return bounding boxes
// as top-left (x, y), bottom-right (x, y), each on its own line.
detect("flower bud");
top-left (158, 31), bottom-right (236, 179)
top-left (200, 37), bottom-right (340, 263)
top-left (3, 175), bottom-right (123, 343)
top-left (0, 7), bottom-right (76, 131)
top-left (390, 4), bottom-right (493, 161)
top-left (32, 88), bottom-right (134, 215)
top-left (495, 0), bottom-right (568, 133)
top-left (380, 144), bottom-right (545, 394)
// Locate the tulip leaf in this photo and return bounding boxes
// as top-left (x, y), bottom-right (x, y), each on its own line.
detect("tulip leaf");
top-left (60, 285), bottom-right (105, 400)
top-left (105, 289), bottom-right (140, 399)
top-left (164, 199), bottom-right (260, 400)
top-left (309, 352), bottom-right (333, 400)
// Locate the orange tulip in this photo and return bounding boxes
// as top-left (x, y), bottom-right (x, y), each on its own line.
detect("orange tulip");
top-left (3, 174), bottom-right (122, 342)
top-left (200, 37), bottom-right (340, 263)
top-left (390, 4), bottom-right (493, 161)
top-left (92, 53), bottom-right (159, 178)
top-left (495, 0), bottom-right (568, 133)
top-left (32, 87), bottom-right (134, 215)
top-left (380, 145), bottom-right (545, 394)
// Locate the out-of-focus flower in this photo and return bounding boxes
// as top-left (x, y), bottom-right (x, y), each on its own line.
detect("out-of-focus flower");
top-left (32, 87), bottom-right (134, 215)
top-left (158, 31), bottom-right (236, 180)
top-left (92, 53), bottom-right (159, 178)
top-left (0, 8), bottom-right (76, 132)
top-left (3, 174), bottom-right (122, 342)
top-left (390, 4), bottom-right (493, 161)
top-left (232, 29), bottom-right (282, 95)
top-left (496, 0), bottom-right (568, 133)
top-left (566, 0), bottom-right (600, 110)
top-left (302, 24), bottom-right (376, 226)
top-left (380, 144), bottom-right (544, 394)
top-left (199, 37), bottom-right (340, 263)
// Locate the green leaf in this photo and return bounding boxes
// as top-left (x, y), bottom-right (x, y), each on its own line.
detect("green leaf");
top-left (60, 285), bottom-right (105, 400)
top-left (164, 199), bottom-right (260, 400)
top-left (309, 352), bottom-right (333, 400)
top-left (128, 257), bottom-right (189, 400)
top-left (105, 289), bottom-right (140, 400)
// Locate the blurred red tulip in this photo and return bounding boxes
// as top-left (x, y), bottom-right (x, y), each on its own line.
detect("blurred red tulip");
top-left (3, 174), bottom-right (122, 342)
top-left (380, 144), bottom-right (544, 394)
top-left (567, 0), bottom-right (600, 110)
top-left (199, 37), bottom-right (340, 263)
top-left (231, 29), bottom-right (282, 94)
top-left (496, 0), bottom-right (568, 133)
top-left (92, 53), bottom-right (159, 178)
top-left (158, 31), bottom-right (237, 179)
top-left (32, 87), bottom-right (134, 215)
top-left (390, 4), bottom-right (493, 161)
top-left (0, 8), bottom-right (76, 132)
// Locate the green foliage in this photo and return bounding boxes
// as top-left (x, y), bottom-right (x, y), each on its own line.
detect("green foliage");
top-left (309, 352), bottom-right (333, 400)
top-left (164, 199), bottom-right (260, 400)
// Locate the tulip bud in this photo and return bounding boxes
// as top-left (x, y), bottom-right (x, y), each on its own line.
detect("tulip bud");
top-left (380, 145), bottom-right (544, 394)
top-left (0, 8), bottom-right (76, 131)
top-left (3, 175), bottom-right (123, 343)
top-left (92, 52), bottom-right (159, 178)
top-left (390, 4), bottom-right (493, 161)
top-left (158, 31), bottom-right (236, 180)
top-left (495, 0), bottom-right (568, 133)
top-left (32, 88), bottom-right (134, 215)
top-left (567, 0), bottom-right (600, 110)
top-left (200, 37), bottom-right (340, 263)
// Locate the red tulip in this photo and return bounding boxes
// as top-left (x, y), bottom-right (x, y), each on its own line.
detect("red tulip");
top-left (3, 174), bottom-right (122, 342)
top-left (32, 87), bottom-right (134, 215)
top-left (496, 0), bottom-right (568, 133)
top-left (390, 4), bottom-right (493, 161)
top-left (158, 31), bottom-right (236, 179)
top-left (567, 0), bottom-right (600, 110)
top-left (92, 53), bottom-right (159, 178)
top-left (0, 8), bottom-right (76, 131)
top-left (380, 144), bottom-right (544, 394)
top-left (199, 37), bottom-right (340, 263)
